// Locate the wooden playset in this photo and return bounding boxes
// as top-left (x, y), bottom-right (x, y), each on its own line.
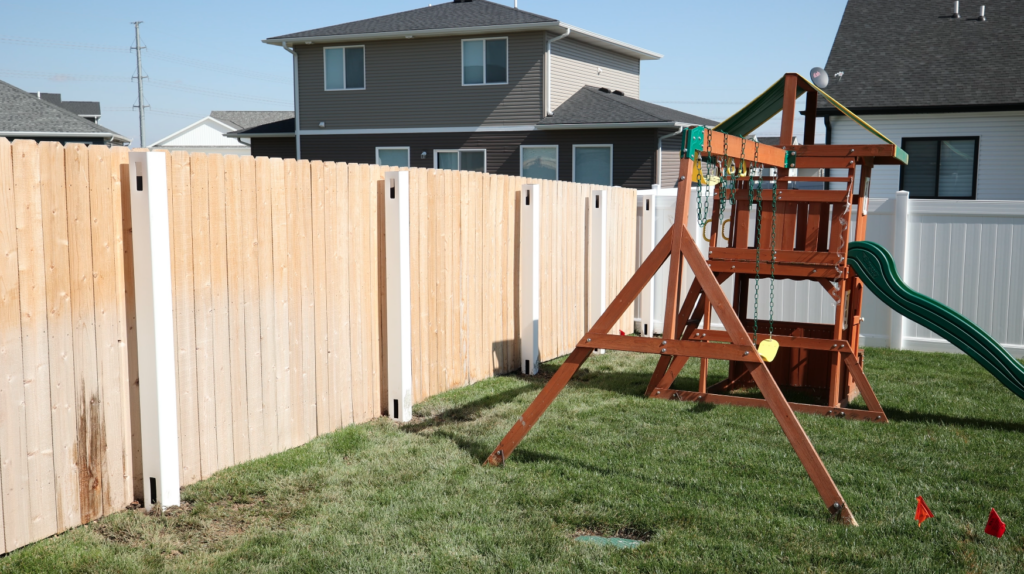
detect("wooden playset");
top-left (485, 73), bottom-right (912, 525)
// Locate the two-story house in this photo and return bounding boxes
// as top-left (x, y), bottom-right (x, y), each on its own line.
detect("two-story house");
top-left (229, 0), bottom-right (712, 188)
top-left (819, 0), bottom-right (1024, 200)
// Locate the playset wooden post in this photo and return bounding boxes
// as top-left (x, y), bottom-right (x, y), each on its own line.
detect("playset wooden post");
top-left (486, 73), bottom-right (908, 523)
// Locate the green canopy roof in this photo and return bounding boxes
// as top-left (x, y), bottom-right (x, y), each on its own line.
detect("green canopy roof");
top-left (714, 75), bottom-right (908, 165)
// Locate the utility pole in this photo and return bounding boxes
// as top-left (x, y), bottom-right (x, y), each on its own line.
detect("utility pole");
top-left (131, 21), bottom-right (148, 147)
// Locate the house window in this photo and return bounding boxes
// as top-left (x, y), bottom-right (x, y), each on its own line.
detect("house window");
top-left (899, 137), bottom-right (978, 199)
top-left (573, 145), bottom-right (612, 186)
top-left (376, 147), bottom-right (410, 167)
top-left (324, 46), bottom-right (365, 90)
top-left (462, 38), bottom-right (507, 85)
top-left (521, 145), bottom-right (558, 180)
top-left (435, 149), bottom-right (486, 172)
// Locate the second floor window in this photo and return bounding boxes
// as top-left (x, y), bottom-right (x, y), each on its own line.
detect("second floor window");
top-left (325, 46), bottom-right (365, 90)
top-left (899, 137), bottom-right (978, 199)
top-left (462, 38), bottom-right (507, 85)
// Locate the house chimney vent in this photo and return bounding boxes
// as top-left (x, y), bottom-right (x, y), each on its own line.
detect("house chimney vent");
top-left (953, 1), bottom-right (960, 18)
top-left (612, 90), bottom-right (624, 96)
top-left (598, 87), bottom-right (611, 93)
top-left (980, 5), bottom-right (986, 20)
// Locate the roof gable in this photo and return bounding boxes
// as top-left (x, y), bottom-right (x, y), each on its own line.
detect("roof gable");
top-left (151, 116), bottom-right (249, 148)
top-left (538, 86), bottom-right (714, 127)
top-left (822, 0), bottom-right (1024, 111)
top-left (270, 0), bottom-right (555, 40)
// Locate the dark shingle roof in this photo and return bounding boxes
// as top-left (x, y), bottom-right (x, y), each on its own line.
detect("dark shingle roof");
top-left (270, 0), bottom-right (555, 40)
top-left (211, 111), bottom-right (294, 131)
top-left (821, 0), bottom-right (1024, 112)
top-left (33, 93), bottom-right (101, 117)
top-left (228, 117), bottom-right (296, 136)
top-left (0, 79), bottom-right (124, 140)
top-left (537, 86), bottom-right (714, 127)
top-left (59, 101), bottom-right (101, 116)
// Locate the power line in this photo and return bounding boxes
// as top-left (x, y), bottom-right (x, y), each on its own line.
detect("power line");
top-left (0, 68), bottom-right (291, 105)
top-left (0, 35), bottom-right (287, 83)
top-left (109, 106), bottom-right (203, 119)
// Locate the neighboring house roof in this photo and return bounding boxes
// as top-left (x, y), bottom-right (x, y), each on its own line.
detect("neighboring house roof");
top-left (37, 93), bottom-right (101, 117)
top-left (536, 86), bottom-right (715, 129)
top-left (151, 111), bottom-right (293, 148)
top-left (265, 0), bottom-right (661, 61)
top-left (210, 111), bottom-right (295, 131)
top-left (226, 117), bottom-right (296, 138)
top-left (820, 0), bottom-right (1024, 114)
top-left (0, 79), bottom-right (127, 143)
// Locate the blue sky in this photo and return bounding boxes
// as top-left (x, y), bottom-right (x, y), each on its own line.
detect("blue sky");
top-left (2, 0), bottom-right (847, 146)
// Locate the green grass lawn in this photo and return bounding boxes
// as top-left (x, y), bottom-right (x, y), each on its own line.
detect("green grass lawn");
top-left (3, 348), bottom-right (1024, 573)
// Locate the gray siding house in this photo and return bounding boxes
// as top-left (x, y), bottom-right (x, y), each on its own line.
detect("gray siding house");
top-left (231, 0), bottom-right (711, 188)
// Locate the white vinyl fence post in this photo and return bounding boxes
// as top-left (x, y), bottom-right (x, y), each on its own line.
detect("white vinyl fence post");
top-left (589, 189), bottom-right (607, 352)
top-left (889, 190), bottom-right (910, 350)
top-left (385, 171), bottom-right (413, 422)
top-left (639, 191), bottom-right (657, 337)
top-left (129, 152), bottom-right (181, 512)
top-left (520, 184), bottom-right (540, 375)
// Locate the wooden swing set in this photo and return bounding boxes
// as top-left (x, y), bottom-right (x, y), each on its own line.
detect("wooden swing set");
top-left (485, 74), bottom-right (910, 524)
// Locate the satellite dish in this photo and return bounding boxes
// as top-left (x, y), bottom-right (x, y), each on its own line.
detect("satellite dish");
top-left (810, 67), bottom-right (829, 89)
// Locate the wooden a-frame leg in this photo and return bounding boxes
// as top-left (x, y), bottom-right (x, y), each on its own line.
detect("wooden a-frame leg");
top-left (677, 224), bottom-right (858, 525)
top-left (843, 354), bottom-right (887, 422)
top-left (485, 227), bottom-right (675, 467)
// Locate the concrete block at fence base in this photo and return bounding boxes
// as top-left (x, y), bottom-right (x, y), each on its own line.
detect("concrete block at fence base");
top-left (385, 171), bottom-right (413, 422)
top-left (129, 152), bottom-right (181, 511)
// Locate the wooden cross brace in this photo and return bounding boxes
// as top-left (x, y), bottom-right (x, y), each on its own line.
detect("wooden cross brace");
top-left (484, 158), bottom-right (859, 526)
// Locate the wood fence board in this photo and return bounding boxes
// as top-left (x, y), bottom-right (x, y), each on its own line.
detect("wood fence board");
top-left (119, 157), bottom-right (143, 502)
top-left (0, 137), bottom-right (29, 551)
top-left (206, 154), bottom-right (236, 470)
top-left (427, 169), bottom-right (440, 399)
top-left (235, 156), bottom-right (262, 460)
top-left (187, 152), bottom-right (218, 478)
top-left (368, 165), bottom-right (384, 418)
top-left (12, 140), bottom-right (59, 541)
top-left (106, 147), bottom-right (134, 503)
top-left (445, 170), bottom-right (460, 390)
top-left (63, 144), bottom-right (105, 518)
top-left (333, 164), bottom-right (354, 428)
top-left (408, 169), bottom-right (422, 403)
top-left (434, 169), bottom-right (447, 395)
top-left (322, 162), bottom-right (341, 431)
top-left (220, 154), bottom-right (249, 462)
top-left (88, 144), bottom-right (130, 514)
top-left (38, 141), bottom-right (81, 533)
top-left (169, 151), bottom-right (201, 486)
top-left (355, 163), bottom-right (373, 423)
top-left (296, 160), bottom-right (316, 442)
top-left (310, 161), bottom-right (329, 435)
top-left (255, 157), bottom-right (279, 456)
top-left (271, 158), bottom-right (294, 450)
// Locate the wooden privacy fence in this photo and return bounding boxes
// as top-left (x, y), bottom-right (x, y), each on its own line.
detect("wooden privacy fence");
top-left (0, 138), bottom-right (636, 554)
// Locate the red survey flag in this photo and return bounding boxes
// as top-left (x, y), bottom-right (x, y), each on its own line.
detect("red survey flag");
top-left (985, 508), bottom-right (1006, 538)
top-left (915, 496), bottom-right (934, 527)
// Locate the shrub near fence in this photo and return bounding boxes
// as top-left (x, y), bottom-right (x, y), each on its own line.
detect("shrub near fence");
top-left (0, 138), bottom-right (637, 555)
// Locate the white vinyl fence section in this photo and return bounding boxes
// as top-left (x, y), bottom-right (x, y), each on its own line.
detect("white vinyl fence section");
top-left (635, 189), bottom-right (1024, 358)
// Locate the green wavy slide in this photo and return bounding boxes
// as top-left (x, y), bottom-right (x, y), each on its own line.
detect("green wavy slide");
top-left (847, 241), bottom-right (1024, 401)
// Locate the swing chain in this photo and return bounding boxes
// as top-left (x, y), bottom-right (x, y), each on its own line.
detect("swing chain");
top-left (750, 142), bottom-right (761, 340)
top-left (769, 165), bottom-right (778, 337)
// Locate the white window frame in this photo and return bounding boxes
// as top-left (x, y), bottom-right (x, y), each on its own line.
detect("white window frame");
top-left (375, 146), bottom-right (410, 167)
top-left (572, 144), bottom-right (614, 186)
top-left (461, 37), bottom-right (509, 87)
top-left (433, 149), bottom-right (488, 172)
top-left (519, 145), bottom-right (559, 179)
top-left (323, 45), bottom-right (367, 91)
